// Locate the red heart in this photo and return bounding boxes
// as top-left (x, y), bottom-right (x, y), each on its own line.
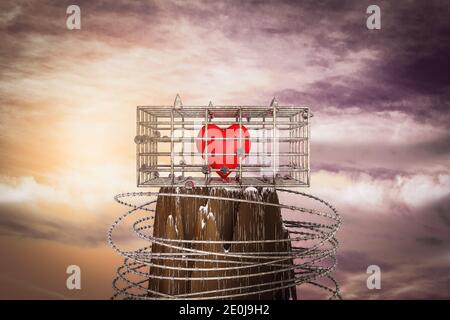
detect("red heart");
top-left (196, 124), bottom-right (251, 179)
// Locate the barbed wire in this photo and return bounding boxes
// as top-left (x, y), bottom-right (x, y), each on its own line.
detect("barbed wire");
top-left (108, 189), bottom-right (342, 300)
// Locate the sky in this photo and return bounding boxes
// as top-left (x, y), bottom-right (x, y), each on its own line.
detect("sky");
top-left (0, 0), bottom-right (449, 299)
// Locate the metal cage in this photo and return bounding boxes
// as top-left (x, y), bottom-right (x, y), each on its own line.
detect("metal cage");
top-left (135, 96), bottom-right (311, 188)
top-left (109, 96), bottom-right (341, 300)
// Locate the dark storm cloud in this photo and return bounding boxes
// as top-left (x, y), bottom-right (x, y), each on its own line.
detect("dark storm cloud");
top-left (425, 195), bottom-right (450, 228)
top-left (271, 1), bottom-right (450, 124)
top-left (312, 139), bottom-right (450, 177)
top-left (3, 0), bottom-right (450, 116)
top-left (311, 143), bottom-right (449, 178)
top-left (415, 134), bottom-right (450, 156)
top-left (416, 237), bottom-right (443, 246)
top-left (438, 211), bottom-right (450, 228)
top-left (277, 75), bottom-right (450, 124)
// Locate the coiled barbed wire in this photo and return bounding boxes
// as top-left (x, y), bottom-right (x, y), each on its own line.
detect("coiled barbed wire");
top-left (108, 189), bottom-right (342, 300)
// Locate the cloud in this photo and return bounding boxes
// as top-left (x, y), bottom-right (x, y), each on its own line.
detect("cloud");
top-left (340, 258), bottom-right (450, 299)
top-left (335, 192), bottom-right (450, 299)
top-left (0, 162), bottom-right (135, 208)
top-left (310, 170), bottom-right (450, 213)
top-left (271, 1), bottom-right (450, 125)
top-left (0, 203), bottom-right (108, 246)
top-left (0, 0), bottom-right (449, 299)
top-left (0, 274), bottom-right (71, 299)
top-left (0, 167), bottom-right (138, 246)
top-left (0, 198), bottom-right (137, 247)
top-left (416, 237), bottom-right (443, 247)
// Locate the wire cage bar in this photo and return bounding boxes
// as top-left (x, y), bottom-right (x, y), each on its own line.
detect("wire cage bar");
top-left (135, 96), bottom-right (311, 188)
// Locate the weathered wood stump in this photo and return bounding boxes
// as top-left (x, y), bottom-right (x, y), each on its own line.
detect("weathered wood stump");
top-left (148, 187), bottom-right (297, 300)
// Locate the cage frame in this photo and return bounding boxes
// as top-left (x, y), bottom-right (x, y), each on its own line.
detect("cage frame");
top-left (135, 96), bottom-right (311, 188)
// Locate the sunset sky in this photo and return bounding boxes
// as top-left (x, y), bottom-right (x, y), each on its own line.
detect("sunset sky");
top-left (0, 0), bottom-right (449, 299)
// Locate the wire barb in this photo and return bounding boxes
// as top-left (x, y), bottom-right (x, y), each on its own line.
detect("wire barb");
top-left (108, 189), bottom-right (341, 300)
